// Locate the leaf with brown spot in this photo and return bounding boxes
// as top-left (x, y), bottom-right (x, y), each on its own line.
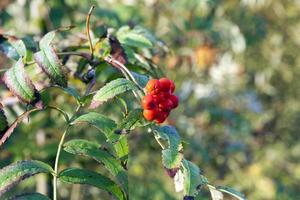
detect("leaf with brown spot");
top-left (2, 59), bottom-right (43, 108)
top-left (34, 31), bottom-right (67, 87)
top-left (109, 35), bottom-right (128, 67)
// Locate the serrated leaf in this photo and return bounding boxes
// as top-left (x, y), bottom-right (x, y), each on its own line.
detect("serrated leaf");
top-left (0, 104), bottom-right (8, 135)
top-left (8, 193), bottom-right (51, 200)
top-left (90, 78), bottom-right (137, 108)
top-left (217, 186), bottom-right (246, 200)
top-left (0, 160), bottom-right (54, 196)
top-left (71, 112), bottom-right (118, 142)
top-left (156, 126), bottom-right (183, 170)
top-left (59, 168), bottom-right (125, 200)
top-left (117, 26), bottom-right (152, 48)
top-left (63, 139), bottom-right (128, 193)
top-left (117, 109), bottom-right (148, 131)
top-left (34, 31), bottom-right (67, 87)
top-left (182, 159), bottom-right (208, 197)
top-left (113, 136), bottom-right (128, 161)
top-left (0, 36), bottom-right (26, 61)
top-left (2, 59), bottom-right (42, 107)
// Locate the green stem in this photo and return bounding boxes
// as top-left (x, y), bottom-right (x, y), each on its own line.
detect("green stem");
top-left (53, 105), bottom-right (81, 199)
top-left (53, 126), bottom-right (69, 200)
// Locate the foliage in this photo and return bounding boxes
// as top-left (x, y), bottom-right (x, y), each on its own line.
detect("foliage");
top-left (0, 0), bottom-right (299, 200)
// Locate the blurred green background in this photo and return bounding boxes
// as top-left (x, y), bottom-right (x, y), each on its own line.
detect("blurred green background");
top-left (1, 0), bottom-right (300, 199)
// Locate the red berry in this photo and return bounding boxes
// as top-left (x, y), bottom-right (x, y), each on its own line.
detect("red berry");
top-left (146, 79), bottom-right (161, 95)
top-left (169, 80), bottom-right (175, 93)
top-left (155, 111), bottom-right (168, 124)
top-left (143, 109), bottom-right (157, 121)
top-left (159, 77), bottom-right (172, 92)
top-left (159, 99), bottom-right (173, 111)
top-left (142, 94), bottom-right (157, 109)
top-left (169, 95), bottom-right (179, 109)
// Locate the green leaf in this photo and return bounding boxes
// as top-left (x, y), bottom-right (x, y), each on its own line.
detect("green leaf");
top-left (217, 186), bottom-right (246, 200)
top-left (162, 149), bottom-right (183, 170)
top-left (61, 87), bottom-right (81, 104)
top-left (182, 159), bottom-right (208, 197)
top-left (34, 31), bottom-right (67, 87)
top-left (156, 126), bottom-right (183, 170)
top-left (113, 136), bottom-right (128, 161)
top-left (117, 26), bottom-right (153, 48)
top-left (59, 168), bottom-right (125, 200)
top-left (0, 104), bottom-right (8, 135)
top-left (90, 78), bottom-right (137, 108)
top-left (2, 59), bottom-right (42, 107)
top-left (0, 36), bottom-right (27, 61)
top-left (64, 139), bottom-right (128, 193)
top-left (0, 160), bottom-right (54, 196)
top-left (39, 31), bottom-right (56, 50)
top-left (8, 193), bottom-right (51, 200)
top-left (71, 112), bottom-right (118, 142)
top-left (117, 109), bottom-right (148, 131)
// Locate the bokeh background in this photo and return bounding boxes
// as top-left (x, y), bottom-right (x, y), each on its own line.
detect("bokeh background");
top-left (1, 0), bottom-right (300, 199)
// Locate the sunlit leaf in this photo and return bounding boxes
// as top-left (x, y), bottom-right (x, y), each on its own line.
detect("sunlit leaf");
top-left (90, 78), bottom-right (137, 108)
top-left (0, 35), bottom-right (27, 61)
top-left (117, 26), bottom-right (153, 48)
top-left (34, 31), bottom-right (67, 87)
top-left (64, 139), bottom-right (128, 193)
top-left (59, 168), bottom-right (125, 200)
top-left (2, 59), bottom-right (42, 107)
top-left (0, 160), bottom-right (54, 196)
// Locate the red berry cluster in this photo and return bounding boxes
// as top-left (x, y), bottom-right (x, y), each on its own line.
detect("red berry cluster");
top-left (142, 78), bottom-right (179, 124)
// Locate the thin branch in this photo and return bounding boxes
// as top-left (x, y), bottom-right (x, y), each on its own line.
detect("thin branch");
top-left (86, 5), bottom-right (95, 60)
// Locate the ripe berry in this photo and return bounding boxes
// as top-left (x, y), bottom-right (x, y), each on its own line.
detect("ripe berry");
top-left (155, 111), bottom-right (168, 124)
top-left (159, 77), bottom-right (172, 92)
top-left (169, 94), bottom-right (179, 109)
top-left (159, 99), bottom-right (173, 111)
top-left (146, 79), bottom-right (161, 95)
top-left (142, 94), bottom-right (157, 109)
top-left (143, 109), bottom-right (157, 121)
